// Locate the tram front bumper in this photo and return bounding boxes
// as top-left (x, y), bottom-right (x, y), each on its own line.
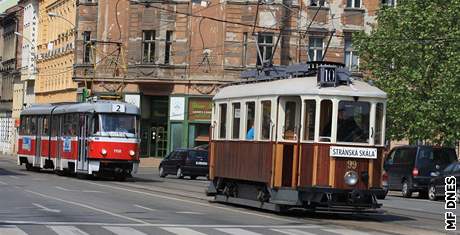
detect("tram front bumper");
top-left (299, 187), bottom-right (381, 211)
top-left (89, 159), bottom-right (140, 175)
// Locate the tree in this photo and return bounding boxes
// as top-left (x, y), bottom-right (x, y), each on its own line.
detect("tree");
top-left (355, 0), bottom-right (460, 146)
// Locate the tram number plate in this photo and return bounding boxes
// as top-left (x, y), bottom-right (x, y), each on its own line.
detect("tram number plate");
top-left (196, 161), bottom-right (208, 166)
top-left (112, 104), bottom-right (126, 112)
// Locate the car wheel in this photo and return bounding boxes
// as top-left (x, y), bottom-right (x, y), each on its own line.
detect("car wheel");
top-left (176, 167), bottom-right (183, 179)
top-left (402, 181), bottom-right (412, 198)
top-left (159, 166), bottom-right (166, 178)
top-left (428, 185), bottom-right (438, 201)
top-left (190, 176), bottom-right (197, 180)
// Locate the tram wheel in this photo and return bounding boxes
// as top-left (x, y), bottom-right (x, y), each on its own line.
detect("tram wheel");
top-left (25, 163), bottom-right (32, 171)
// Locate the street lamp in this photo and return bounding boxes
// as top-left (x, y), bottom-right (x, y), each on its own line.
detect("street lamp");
top-left (47, 12), bottom-right (76, 27)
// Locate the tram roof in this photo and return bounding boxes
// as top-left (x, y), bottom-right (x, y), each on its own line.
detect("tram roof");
top-left (213, 76), bottom-right (387, 100)
top-left (21, 101), bottom-right (139, 116)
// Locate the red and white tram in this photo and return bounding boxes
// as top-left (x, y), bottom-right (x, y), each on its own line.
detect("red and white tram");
top-left (17, 101), bottom-right (140, 179)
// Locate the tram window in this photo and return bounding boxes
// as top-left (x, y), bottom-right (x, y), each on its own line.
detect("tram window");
top-left (232, 103), bottom-right (241, 139)
top-left (283, 102), bottom-right (297, 140)
top-left (30, 116), bottom-right (37, 136)
top-left (375, 103), bottom-right (384, 145)
top-left (43, 116), bottom-right (50, 135)
top-left (63, 114), bottom-right (75, 136)
top-left (51, 116), bottom-right (59, 137)
top-left (219, 104), bottom-right (227, 139)
top-left (261, 101), bottom-right (271, 140)
top-left (245, 102), bottom-right (255, 140)
top-left (93, 115), bottom-right (100, 134)
top-left (337, 101), bottom-right (370, 143)
top-left (319, 100), bottom-right (332, 142)
top-left (303, 100), bottom-right (316, 141)
top-left (19, 116), bottom-right (26, 135)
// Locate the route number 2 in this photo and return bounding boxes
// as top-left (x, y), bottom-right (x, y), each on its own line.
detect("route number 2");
top-left (112, 104), bottom-right (126, 112)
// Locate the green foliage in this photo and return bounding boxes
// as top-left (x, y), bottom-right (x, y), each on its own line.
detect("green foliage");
top-left (355, 0), bottom-right (460, 146)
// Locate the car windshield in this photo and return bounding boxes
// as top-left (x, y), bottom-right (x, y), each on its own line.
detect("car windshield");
top-left (188, 150), bottom-right (208, 161)
top-left (98, 114), bottom-right (137, 137)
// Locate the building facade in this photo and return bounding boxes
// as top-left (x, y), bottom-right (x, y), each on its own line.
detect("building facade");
top-left (13, 0), bottom-right (39, 118)
top-left (69, 0), bottom-right (380, 158)
top-left (0, 4), bottom-right (23, 153)
top-left (35, 0), bottom-right (77, 103)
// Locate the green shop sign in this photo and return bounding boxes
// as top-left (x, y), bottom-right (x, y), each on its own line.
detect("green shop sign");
top-left (188, 98), bottom-right (212, 122)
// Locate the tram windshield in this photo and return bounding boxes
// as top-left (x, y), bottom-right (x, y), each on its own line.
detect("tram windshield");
top-left (97, 114), bottom-right (137, 137)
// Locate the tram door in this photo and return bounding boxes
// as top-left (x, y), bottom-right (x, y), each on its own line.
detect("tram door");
top-left (77, 114), bottom-right (88, 171)
top-left (34, 116), bottom-right (43, 167)
top-left (277, 97), bottom-right (301, 187)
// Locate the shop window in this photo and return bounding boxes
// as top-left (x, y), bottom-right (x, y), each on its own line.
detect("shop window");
top-left (303, 100), bottom-right (316, 141)
top-left (245, 102), bottom-right (255, 140)
top-left (189, 123), bottom-right (210, 147)
top-left (337, 101), bottom-right (370, 143)
top-left (319, 100), bottom-right (332, 142)
top-left (232, 103), bottom-right (241, 139)
top-left (283, 102), bottom-right (297, 140)
top-left (219, 104), bottom-right (227, 139)
top-left (375, 103), bottom-right (384, 145)
top-left (261, 101), bottom-right (271, 140)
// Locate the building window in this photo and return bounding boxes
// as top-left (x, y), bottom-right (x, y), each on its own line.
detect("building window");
top-left (142, 30), bottom-right (156, 64)
top-left (310, 0), bottom-right (326, 6)
top-left (257, 33), bottom-right (273, 66)
top-left (164, 31), bottom-right (173, 64)
top-left (308, 37), bottom-right (323, 61)
top-left (344, 34), bottom-right (359, 71)
top-left (83, 31), bottom-right (92, 63)
top-left (242, 32), bottom-right (248, 67)
top-left (346, 0), bottom-right (361, 8)
top-left (381, 0), bottom-right (396, 6)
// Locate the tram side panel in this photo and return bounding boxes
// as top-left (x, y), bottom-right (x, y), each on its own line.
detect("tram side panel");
top-left (210, 141), bottom-right (273, 184)
top-left (17, 136), bottom-right (36, 166)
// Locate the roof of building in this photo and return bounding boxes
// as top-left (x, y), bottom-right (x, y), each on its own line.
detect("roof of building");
top-left (213, 76), bottom-right (387, 100)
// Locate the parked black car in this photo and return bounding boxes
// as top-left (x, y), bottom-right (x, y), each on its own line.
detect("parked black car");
top-left (428, 161), bottom-right (460, 201)
top-left (159, 148), bottom-right (209, 179)
top-left (383, 145), bottom-right (457, 198)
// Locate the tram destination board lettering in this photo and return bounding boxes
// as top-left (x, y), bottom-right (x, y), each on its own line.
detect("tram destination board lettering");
top-left (330, 146), bottom-right (377, 159)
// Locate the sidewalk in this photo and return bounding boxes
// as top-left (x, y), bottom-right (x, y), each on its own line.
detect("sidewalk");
top-left (139, 157), bottom-right (162, 168)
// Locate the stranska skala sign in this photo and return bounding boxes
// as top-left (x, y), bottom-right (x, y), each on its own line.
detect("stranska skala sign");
top-left (329, 146), bottom-right (377, 159)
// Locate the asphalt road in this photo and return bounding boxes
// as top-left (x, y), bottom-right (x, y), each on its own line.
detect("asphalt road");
top-left (0, 155), bottom-right (458, 235)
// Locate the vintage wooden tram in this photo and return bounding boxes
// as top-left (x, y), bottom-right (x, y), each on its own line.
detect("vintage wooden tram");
top-left (17, 101), bottom-right (140, 179)
top-left (207, 62), bottom-right (387, 211)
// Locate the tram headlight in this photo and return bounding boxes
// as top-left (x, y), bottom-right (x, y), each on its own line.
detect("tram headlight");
top-left (344, 171), bottom-right (359, 186)
top-left (101, 148), bottom-right (107, 156)
top-left (129, 150), bottom-right (136, 157)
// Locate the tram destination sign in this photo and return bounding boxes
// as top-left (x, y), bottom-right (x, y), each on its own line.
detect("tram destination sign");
top-left (329, 146), bottom-right (377, 159)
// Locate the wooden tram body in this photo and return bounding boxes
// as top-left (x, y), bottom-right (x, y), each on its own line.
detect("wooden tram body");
top-left (207, 63), bottom-right (387, 211)
top-left (17, 101), bottom-right (140, 178)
